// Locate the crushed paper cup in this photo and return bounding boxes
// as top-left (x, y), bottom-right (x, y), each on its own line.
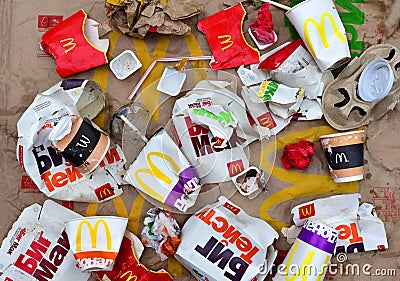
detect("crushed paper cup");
top-left (0, 200), bottom-right (90, 281)
top-left (40, 10), bottom-right (109, 77)
top-left (358, 58), bottom-right (394, 102)
top-left (124, 129), bottom-right (201, 212)
top-left (320, 130), bottom-right (365, 183)
top-left (157, 67), bottom-right (187, 96)
top-left (285, 0), bottom-right (350, 71)
top-left (110, 50), bottom-right (142, 80)
top-left (65, 216), bottom-right (128, 272)
top-left (273, 220), bottom-right (338, 281)
top-left (175, 196), bottom-right (279, 281)
top-left (289, 193), bottom-right (388, 253)
top-left (96, 231), bottom-right (173, 281)
top-left (16, 79), bottom-right (126, 203)
top-left (49, 115), bottom-right (110, 174)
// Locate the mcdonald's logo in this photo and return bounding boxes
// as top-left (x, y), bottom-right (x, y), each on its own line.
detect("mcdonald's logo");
top-left (135, 152), bottom-right (181, 203)
top-left (95, 183), bottom-right (115, 201)
top-left (303, 12), bottom-right (347, 56)
top-left (120, 271), bottom-right (138, 281)
top-left (218, 35), bottom-right (234, 51)
top-left (335, 153), bottom-right (349, 164)
top-left (76, 219), bottom-right (112, 252)
top-left (257, 112), bottom-right (277, 129)
top-left (60, 38), bottom-right (77, 54)
top-left (223, 202), bottom-right (241, 215)
top-left (298, 203), bottom-right (315, 219)
top-left (227, 159), bottom-right (244, 177)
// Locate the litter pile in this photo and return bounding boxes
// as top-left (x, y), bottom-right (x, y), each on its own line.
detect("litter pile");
top-left (1, 0), bottom-right (398, 280)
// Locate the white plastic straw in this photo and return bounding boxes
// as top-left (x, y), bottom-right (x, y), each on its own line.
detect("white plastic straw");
top-left (120, 115), bottom-right (148, 143)
top-left (261, 0), bottom-right (291, 11)
top-left (128, 55), bottom-right (212, 100)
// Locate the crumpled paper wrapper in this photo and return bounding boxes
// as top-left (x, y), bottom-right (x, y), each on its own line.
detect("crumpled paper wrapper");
top-left (106, 0), bottom-right (202, 38)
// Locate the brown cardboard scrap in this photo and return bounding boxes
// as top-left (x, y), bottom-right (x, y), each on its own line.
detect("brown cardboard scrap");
top-left (106, 0), bottom-right (201, 38)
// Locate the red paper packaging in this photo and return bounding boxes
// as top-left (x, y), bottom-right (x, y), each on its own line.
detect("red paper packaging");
top-left (40, 10), bottom-right (109, 77)
top-left (197, 3), bottom-right (260, 70)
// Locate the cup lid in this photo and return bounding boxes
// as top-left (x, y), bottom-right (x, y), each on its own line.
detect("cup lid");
top-left (358, 58), bottom-right (394, 102)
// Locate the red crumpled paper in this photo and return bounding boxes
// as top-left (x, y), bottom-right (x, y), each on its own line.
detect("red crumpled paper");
top-left (249, 3), bottom-right (275, 45)
top-left (281, 140), bottom-right (317, 170)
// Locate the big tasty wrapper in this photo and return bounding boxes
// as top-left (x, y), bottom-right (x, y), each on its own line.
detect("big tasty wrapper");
top-left (0, 200), bottom-right (90, 281)
top-left (175, 196), bottom-right (279, 281)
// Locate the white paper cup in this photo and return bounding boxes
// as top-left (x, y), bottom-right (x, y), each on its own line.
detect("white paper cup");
top-left (358, 58), bottom-right (394, 102)
top-left (65, 216), bottom-right (128, 272)
top-left (286, 0), bottom-right (350, 71)
top-left (320, 130), bottom-right (365, 183)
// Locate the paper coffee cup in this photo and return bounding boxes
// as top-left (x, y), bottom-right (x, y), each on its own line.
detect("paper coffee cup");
top-left (285, 0), bottom-right (350, 71)
top-left (320, 130), bottom-right (365, 183)
top-left (65, 216), bottom-right (128, 272)
top-left (358, 58), bottom-right (394, 102)
top-left (273, 220), bottom-right (338, 281)
top-left (49, 115), bottom-right (110, 174)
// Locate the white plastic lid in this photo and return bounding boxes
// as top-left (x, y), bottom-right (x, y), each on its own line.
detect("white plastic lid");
top-left (358, 58), bottom-right (394, 102)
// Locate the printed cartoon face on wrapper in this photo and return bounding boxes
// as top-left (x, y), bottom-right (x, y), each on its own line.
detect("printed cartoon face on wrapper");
top-left (285, 0), bottom-right (350, 71)
top-left (124, 129), bottom-right (201, 212)
top-left (40, 10), bottom-right (109, 77)
top-left (65, 216), bottom-right (128, 272)
top-left (49, 115), bottom-right (110, 174)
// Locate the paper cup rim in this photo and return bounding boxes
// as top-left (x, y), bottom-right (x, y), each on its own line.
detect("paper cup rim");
top-left (333, 174), bottom-right (363, 183)
top-left (66, 216), bottom-right (128, 224)
top-left (286, 0), bottom-right (332, 15)
top-left (319, 130), bottom-right (364, 139)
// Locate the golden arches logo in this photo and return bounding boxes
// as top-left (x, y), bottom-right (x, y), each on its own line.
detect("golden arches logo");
top-left (218, 35), bottom-right (234, 51)
top-left (120, 271), bottom-right (138, 281)
top-left (60, 38), bottom-right (77, 54)
top-left (76, 219), bottom-right (112, 251)
top-left (303, 12), bottom-right (347, 56)
top-left (135, 152), bottom-right (180, 202)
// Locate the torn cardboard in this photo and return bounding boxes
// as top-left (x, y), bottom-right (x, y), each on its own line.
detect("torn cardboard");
top-left (106, 0), bottom-right (202, 38)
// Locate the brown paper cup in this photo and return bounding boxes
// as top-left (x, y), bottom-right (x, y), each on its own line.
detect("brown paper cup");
top-left (65, 216), bottom-right (128, 272)
top-left (50, 115), bottom-right (110, 174)
top-left (320, 130), bottom-right (364, 183)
